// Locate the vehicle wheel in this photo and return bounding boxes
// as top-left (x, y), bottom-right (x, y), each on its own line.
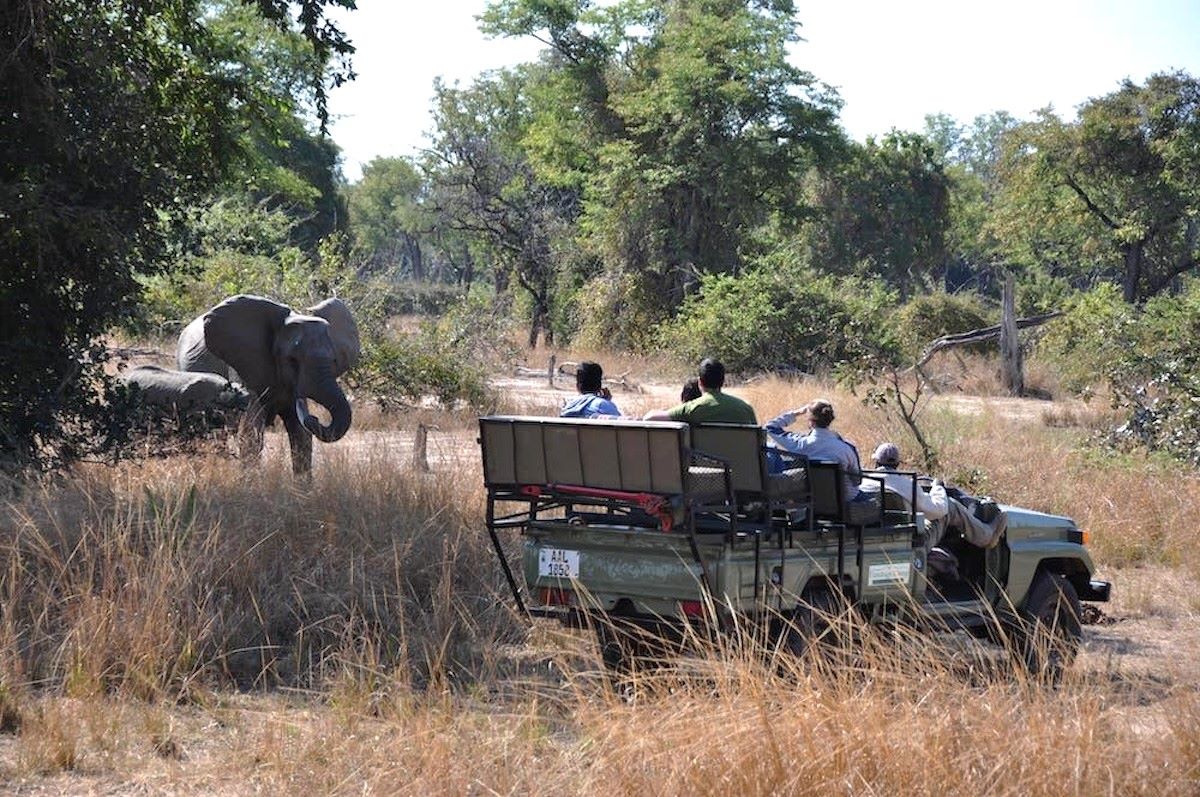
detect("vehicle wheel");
top-left (783, 586), bottom-right (841, 659)
top-left (1013, 572), bottom-right (1083, 682)
top-left (594, 618), bottom-right (657, 679)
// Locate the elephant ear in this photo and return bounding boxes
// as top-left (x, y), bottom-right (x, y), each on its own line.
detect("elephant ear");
top-left (306, 297), bottom-right (361, 376)
top-left (203, 295), bottom-right (291, 394)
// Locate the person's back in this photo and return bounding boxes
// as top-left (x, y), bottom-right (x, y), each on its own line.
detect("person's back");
top-left (644, 358), bottom-right (757, 425)
top-left (866, 442), bottom-right (948, 521)
top-left (669, 389), bottom-right (756, 424)
top-left (560, 361), bottom-right (620, 419)
top-left (765, 399), bottom-right (861, 499)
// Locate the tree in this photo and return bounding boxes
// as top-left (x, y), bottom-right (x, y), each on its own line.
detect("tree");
top-left (425, 70), bottom-right (580, 346)
top-left (803, 132), bottom-right (951, 298)
top-left (207, 1), bottom-right (347, 250)
top-left (991, 72), bottom-right (1200, 303)
top-left (347, 157), bottom-right (429, 280)
top-left (0, 0), bottom-right (353, 471)
top-left (924, 111), bottom-right (1020, 292)
top-left (481, 0), bottom-right (845, 328)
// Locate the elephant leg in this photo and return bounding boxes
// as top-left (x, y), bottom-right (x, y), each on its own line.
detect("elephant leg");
top-left (282, 409), bottom-right (313, 476)
top-left (238, 395), bottom-right (266, 462)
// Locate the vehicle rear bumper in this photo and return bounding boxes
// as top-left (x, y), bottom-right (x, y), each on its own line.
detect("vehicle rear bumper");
top-left (1079, 579), bottom-right (1111, 602)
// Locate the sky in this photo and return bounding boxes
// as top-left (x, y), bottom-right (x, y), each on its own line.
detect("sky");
top-left (326, 0), bottom-right (1200, 183)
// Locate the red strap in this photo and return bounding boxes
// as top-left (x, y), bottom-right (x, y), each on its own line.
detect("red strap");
top-left (518, 483), bottom-right (674, 532)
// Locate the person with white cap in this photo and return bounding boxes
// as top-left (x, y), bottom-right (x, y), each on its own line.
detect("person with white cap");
top-left (866, 441), bottom-right (948, 521)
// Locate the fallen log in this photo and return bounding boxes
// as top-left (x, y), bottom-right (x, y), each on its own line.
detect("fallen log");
top-left (913, 310), bottom-right (1063, 371)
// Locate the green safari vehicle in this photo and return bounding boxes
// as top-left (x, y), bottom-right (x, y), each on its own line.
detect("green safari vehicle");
top-left (479, 415), bottom-right (1110, 679)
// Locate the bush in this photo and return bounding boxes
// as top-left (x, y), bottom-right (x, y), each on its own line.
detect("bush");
top-left (1107, 282), bottom-right (1200, 464)
top-left (349, 292), bottom-right (514, 411)
top-left (1035, 283), bottom-right (1136, 396)
top-left (352, 335), bottom-right (489, 411)
top-left (573, 271), bottom-right (670, 352)
top-left (892, 291), bottom-right (993, 352)
top-left (891, 292), bottom-right (994, 357)
top-left (663, 268), bottom-right (896, 374)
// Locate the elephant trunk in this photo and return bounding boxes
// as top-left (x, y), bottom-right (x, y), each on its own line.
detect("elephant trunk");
top-left (296, 365), bottom-right (352, 443)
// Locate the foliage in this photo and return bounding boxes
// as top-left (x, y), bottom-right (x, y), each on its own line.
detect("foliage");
top-left (138, 197), bottom-right (308, 328)
top-left (0, 0), bottom-right (352, 473)
top-left (581, 0), bottom-right (845, 304)
top-left (663, 266), bottom-right (896, 374)
top-left (353, 336), bottom-right (491, 411)
top-left (1036, 284), bottom-right (1136, 396)
top-left (892, 292), bottom-right (994, 357)
top-left (349, 293), bottom-right (515, 411)
top-left (473, 0), bottom-right (845, 339)
top-left (802, 132), bottom-right (951, 299)
top-left (924, 111), bottom-right (1020, 293)
top-left (989, 71), bottom-right (1200, 303)
top-left (425, 70), bottom-right (581, 347)
top-left (573, 271), bottom-right (669, 352)
top-left (1106, 284), bottom-right (1200, 465)
top-left (346, 157), bottom-right (430, 280)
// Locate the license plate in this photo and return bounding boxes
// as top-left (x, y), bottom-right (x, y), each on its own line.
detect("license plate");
top-left (538, 548), bottom-right (580, 579)
top-left (868, 562), bottom-right (911, 586)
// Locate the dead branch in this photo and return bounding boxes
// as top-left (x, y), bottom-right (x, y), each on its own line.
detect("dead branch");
top-left (912, 311), bottom-right (1063, 371)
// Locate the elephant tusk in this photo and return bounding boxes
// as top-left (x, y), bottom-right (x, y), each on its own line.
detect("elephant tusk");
top-left (295, 398), bottom-right (316, 429)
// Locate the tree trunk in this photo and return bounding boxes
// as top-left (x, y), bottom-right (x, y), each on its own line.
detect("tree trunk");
top-left (403, 233), bottom-right (424, 281)
top-left (1122, 242), bottom-right (1143, 303)
top-left (999, 274), bottom-right (1024, 396)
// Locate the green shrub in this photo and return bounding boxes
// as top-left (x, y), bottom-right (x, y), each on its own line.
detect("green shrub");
top-left (573, 271), bottom-right (669, 352)
top-left (349, 292), bottom-right (514, 411)
top-left (352, 334), bottom-right (489, 410)
top-left (1035, 283), bottom-right (1136, 396)
top-left (891, 292), bottom-right (994, 357)
top-left (1107, 281), bottom-right (1200, 464)
top-left (663, 268), bottom-right (896, 374)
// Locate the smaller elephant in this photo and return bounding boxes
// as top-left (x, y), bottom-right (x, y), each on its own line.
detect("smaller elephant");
top-left (120, 365), bottom-right (250, 415)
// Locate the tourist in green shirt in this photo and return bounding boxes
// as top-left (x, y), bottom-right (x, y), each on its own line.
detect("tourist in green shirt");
top-left (643, 358), bottom-right (757, 424)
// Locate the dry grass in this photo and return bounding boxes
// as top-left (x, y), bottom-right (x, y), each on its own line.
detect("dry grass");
top-left (0, 446), bottom-right (517, 701)
top-left (1, 362), bottom-right (1199, 793)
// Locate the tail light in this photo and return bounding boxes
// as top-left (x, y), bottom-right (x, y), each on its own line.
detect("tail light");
top-left (679, 600), bottom-right (704, 617)
top-left (539, 587), bottom-right (575, 606)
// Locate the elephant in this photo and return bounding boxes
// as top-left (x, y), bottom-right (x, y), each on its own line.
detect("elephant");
top-left (120, 365), bottom-right (250, 415)
top-left (177, 295), bottom-right (361, 474)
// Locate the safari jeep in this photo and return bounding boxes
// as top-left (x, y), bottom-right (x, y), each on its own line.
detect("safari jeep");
top-left (479, 415), bottom-right (1110, 679)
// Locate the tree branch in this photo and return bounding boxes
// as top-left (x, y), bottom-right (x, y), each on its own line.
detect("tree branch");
top-left (1061, 173), bottom-right (1120, 231)
top-left (911, 311), bottom-right (1064, 370)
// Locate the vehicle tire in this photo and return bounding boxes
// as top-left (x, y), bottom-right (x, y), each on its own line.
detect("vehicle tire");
top-left (1012, 571), bottom-right (1083, 682)
top-left (783, 586), bottom-right (841, 659)
top-left (594, 618), bottom-right (657, 679)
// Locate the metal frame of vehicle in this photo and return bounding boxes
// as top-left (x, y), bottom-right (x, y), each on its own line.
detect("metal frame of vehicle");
top-left (478, 415), bottom-right (1110, 672)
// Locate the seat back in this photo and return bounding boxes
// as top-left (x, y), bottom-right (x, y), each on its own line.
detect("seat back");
top-left (808, 461), bottom-right (846, 521)
top-left (479, 416), bottom-right (690, 495)
top-left (689, 424), bottom-right (767, 496)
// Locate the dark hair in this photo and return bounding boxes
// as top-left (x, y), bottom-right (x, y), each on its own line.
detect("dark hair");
top-left (808, 398), bottom-right (835, 428)
top-left (680, 378), bottom-right (702, 402)
top-left (698, 358), bottom-right (725, 390)
top-left (576, 361), bottom-right (603, 393)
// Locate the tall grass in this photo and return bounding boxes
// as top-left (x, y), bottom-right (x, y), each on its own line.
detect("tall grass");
top-left (0, 446), bottom-right (515, 701)
top-left (2, 377), bottom-right (1199, 791)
